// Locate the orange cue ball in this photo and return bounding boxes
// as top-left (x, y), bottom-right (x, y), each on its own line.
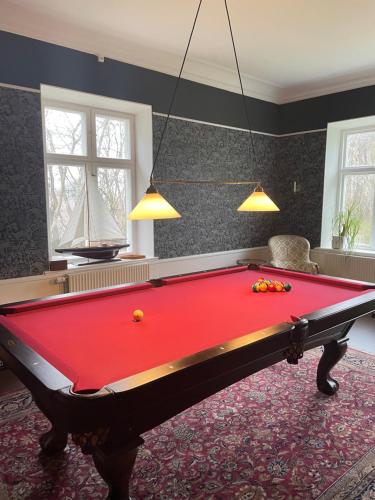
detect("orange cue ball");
top-left (133, 309), bottom-right (144, 322)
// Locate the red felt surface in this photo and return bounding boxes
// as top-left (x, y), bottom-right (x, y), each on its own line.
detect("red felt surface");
top-left (0, 268), bottom-right (372, 391)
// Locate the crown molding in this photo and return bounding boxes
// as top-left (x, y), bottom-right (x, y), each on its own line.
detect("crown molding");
top-left (277, 73), bottom-right (375, 104)
top-left (1, 0), bottom-right (375, 105)
top-left (0, 1), bottom-right (282, 103)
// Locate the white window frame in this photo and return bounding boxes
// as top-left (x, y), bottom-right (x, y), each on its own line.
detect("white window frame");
top-left (42, 99), bottom-right (136, 259)
top-left (336, 126), bottom-right (375, 250)
top-left (322, 116), bottom-right (375, 253)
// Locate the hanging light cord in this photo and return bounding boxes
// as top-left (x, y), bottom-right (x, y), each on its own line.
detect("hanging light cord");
top-left (150, 0), bottom-right (259, 186)
top-left (150, 0), bottom-right (203, 185)
top-left (224, 0), bottom-right (259, 174)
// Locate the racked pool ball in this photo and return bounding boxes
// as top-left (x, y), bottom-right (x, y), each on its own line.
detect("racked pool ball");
top-left (284, 283), bottom-right (292, 292)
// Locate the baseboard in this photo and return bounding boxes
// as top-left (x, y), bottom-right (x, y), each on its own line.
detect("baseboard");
top-left (149, 247), bottom-right (269, 278)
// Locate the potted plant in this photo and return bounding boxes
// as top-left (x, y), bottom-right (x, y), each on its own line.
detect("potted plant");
top-left (332, 204), bottom-right (361, 252)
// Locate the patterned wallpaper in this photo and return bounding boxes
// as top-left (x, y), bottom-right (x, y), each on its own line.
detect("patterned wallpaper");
top-left (152, 115), bottom-right (281, 258)
top-left (275, 132), bottom-right (327, 248)
top-left (0, 87), bottom-right (49, 279)
top-left (0, 87), bottom-right (327, 277)
top-left (153, 116), bottom-right (326, 258)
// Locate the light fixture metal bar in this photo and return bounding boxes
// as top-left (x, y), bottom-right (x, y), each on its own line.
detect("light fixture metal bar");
top-left (152, 179), bottom-right (261, 186)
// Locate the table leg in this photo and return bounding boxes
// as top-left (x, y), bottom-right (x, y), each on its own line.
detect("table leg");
top-left (39, 425), bottom-right (68, 454)
top-left (316, 339), bottom-right (348, 395)
top-left (93, 445), bottom-right (139, 500)
top-left (73, 429), bottom-right (143, 500)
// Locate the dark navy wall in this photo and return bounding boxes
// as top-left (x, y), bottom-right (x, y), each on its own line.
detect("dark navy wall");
top-left (0, 30), bottom-right (279, 135)
top-left (280, 86), bottom-right (375, 134)
top-left (2, 30), bottom-right (375, 136)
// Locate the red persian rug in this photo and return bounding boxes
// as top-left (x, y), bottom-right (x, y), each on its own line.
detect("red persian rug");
top-left (0, 347), bottom-right (374, 499)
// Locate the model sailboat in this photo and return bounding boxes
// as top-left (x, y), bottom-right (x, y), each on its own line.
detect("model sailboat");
top-left (55, 184), bottom-right (129, 263)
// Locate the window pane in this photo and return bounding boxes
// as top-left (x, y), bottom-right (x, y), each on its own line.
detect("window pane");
top-left (344, 131), bottom-right (375, 167)
top-left (97, 167), bottom-right (129, 239)
top-left (45, 107), bottom-right (87, 155)
top-left (342, 174), bottom-right (375, 247)
top-left (96, 114), bottom-right (131, 159)
top-left (47, 164), bottom-right (86, 252)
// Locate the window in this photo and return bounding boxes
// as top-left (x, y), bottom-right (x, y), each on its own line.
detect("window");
top-left (338, 128), bottom-right (375, 249)
top-left (43, 102), bottom-right (134, 256)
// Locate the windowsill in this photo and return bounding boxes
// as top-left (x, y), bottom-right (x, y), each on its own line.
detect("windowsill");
top-left (45, 256), bottom-right (159, 275)
top-left (313, 247), bottom-right (375, 258)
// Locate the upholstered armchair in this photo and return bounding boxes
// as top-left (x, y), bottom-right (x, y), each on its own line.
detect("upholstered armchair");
top-left (268, 235), bottom-right (319, 274)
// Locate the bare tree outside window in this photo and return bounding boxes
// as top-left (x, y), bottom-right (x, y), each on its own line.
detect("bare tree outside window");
top-left (96, 115), bottom-right (131, 159)
top-left (342, 174), bottom-right (375, 246)
top-left (345, 131), bottom-right (375, 167)
top-left (97, 168), bottom-right (128, 235)
top-left (43, 103), bottom-right (133, 255)
top-left (45, 108), bottom-right (86, 156)
top-left (340, 130), bottom-right (375, 249)
top-left (48, 165), bottom-right (85, 251)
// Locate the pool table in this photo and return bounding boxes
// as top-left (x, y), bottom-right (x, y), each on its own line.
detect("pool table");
top-left (1, 264), bottom-right (375, 499)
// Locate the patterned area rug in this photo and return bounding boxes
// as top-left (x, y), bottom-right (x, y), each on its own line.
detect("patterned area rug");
top-left (0, 348), bottom-right (374, 499)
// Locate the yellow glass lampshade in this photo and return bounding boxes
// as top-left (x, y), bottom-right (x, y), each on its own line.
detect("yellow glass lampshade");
top-left (128, 186), bottom-right (181, 220)
top-left (237, 186), bottom-right (280, 212)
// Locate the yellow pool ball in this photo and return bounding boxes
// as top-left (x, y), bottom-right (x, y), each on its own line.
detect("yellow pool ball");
top-left (133, 309), bottom-right (144, 322)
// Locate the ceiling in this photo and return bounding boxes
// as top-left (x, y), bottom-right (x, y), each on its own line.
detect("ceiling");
top-left (2, 0), bottom-right (375, 103)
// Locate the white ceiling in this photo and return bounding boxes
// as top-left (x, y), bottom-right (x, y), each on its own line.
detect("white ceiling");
top-left (2, 0), bottom-right (375, 103)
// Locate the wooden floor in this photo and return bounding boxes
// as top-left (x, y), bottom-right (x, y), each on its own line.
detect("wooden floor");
top-left (0, 315), bottom-right (374, 397)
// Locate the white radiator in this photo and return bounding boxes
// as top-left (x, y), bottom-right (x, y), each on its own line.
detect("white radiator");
top-left (66, 264), bottom-right (150, 292)
top-left (311, 249), bottom-right (375, 282)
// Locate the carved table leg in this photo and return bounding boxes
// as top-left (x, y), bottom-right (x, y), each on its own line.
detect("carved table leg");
top-left (39, 426), bottom-right (68, 455)
top-left (317, 339), bottom-right (348, 395)
top-left (73, 429), bottom-right (143, 500)
top-left (93, 445), bottom-right (139, 500)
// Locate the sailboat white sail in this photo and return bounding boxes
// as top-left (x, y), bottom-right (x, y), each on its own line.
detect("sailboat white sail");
top-left (58, 184), bottom-right (125, 248)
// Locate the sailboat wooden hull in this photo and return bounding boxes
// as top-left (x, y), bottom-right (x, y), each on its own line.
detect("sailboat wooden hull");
top-left (55, 244), bottom-right (129, 261)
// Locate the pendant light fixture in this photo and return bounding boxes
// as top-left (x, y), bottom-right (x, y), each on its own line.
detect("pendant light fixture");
top-left (128, 0), bottom-right (279, 221)
top-left (128, 0), bottom-right (203, 221)
top-left (237, 184), bottom-right (280, 212)
top-left (222, 0), bottom-right (279, 213)
top-left (127, 184), bottom-right (181, 220)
